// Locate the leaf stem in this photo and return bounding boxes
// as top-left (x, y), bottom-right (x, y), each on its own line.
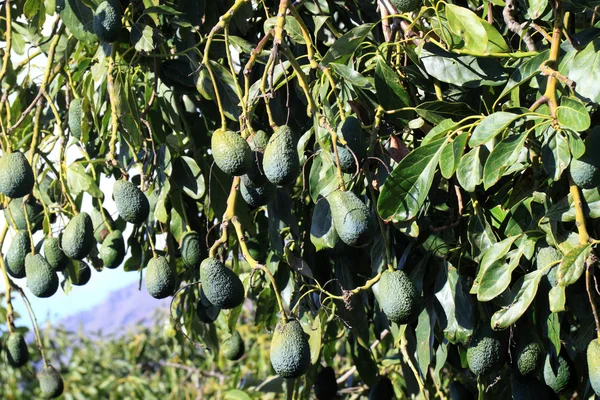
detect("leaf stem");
top-left (208, 177), bottom-right (240, 257)
top-left (107, 44), bottom-right (120, 164)
top-left (14, 285), bottom-right (48, 367)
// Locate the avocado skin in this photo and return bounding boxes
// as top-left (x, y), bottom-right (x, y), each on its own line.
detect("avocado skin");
top-left (379, 269), bottom-right (419, 325)
top-left (6, 332), bottom-right (28, 368)
top-left (222, 330), bottom-right (245, 361)
top-left (242, 130), bottom-right (269, 187)
top-left (0, 151), bottom-right (34, 198)
top-left (466, 324), bottom-right (507, 376)
top-left (145, 256), bottom-right (177, 299)
top-left (390, 0), bottom-right (422, 12)
top-left (570, 133), bottom-right (600, 189)
top-left (180, 231), bottom-right (203, 269)
top-left (69, 98), bottom-right (83, 139)
top-left (270, 319), bottom-right (310, 378)
top-left (93, 1), bottom-right (122, 43)
top-left (5, 230), bottom-right (30, 278)
top-left (25, 254), bottom-right (59, 298)
top-left (327, 190), bottom-right (372, 247)
top-left (543, 352), bottom-right (574, 393)
top-left (337, 116), bottom-right (367, 162)
top-left (369, 377), bottom-right (395, 400)
top-left (314, 366), bottom-right (338, 400)
top-left (240, 180), bottom-right (276, 208)
top-left (5, 197), bottom-right (43, 232)
top-left (211, 130), bottom-right (252, 176)
top-left (200, 258), bottom-right (244, 309)
top-left (113, 180), bottom-right (150, 225)
top-left (333, 145), bottom-right (355, 173)
top-left (100, 230), bottom-right (125, 269)
top-left (43, 237), bottom-right (68, 272)
top-left (515, 332), bottom-right (544, 377)
top-left (61, 212), bottom-right (94, 260)
top-left (263, 125), bottom-right (300, 186)
top-left (39, 365), bottom-right (64, 399)
top-left (536, 246), bottom-right (562, 287)
top-left (587, 339), bottom-right (600, 396)
top-left (72, 261), bottom-right (91, 286)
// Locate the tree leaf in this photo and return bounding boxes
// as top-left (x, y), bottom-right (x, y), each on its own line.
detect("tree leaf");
top-left (483, 130), bottom-right (528, 189)
top-left (66, 163), bottom-right (102, 198)
top-left (208, 61), bottom-right (241, 121)
top-left (374, 56), bottom-right (410, 110)
top-left (434, 263), bottom-right (473, 344)
top-left (549, 285), bottom-right (566, 313)
top-left (561, 39), bottom-right (600, 104)
top-left (457, 146), bottom-right (488, 192)
top-left (321, 24), bottom-right (374, 66)
top-left (416, 305), bottom-right (433, 376)
top-left (469, 112), bottom-right (519, 147)
top-left (545, 187), bottom-right (600, 221)
top-left (415, 101), bottom-right (474, 124)
top-left (497, 50), bottom-right (549, 101)
top-left (310, 197), bottom-right (338, 251)
top-left (491, 270), bottom-right (542, 329)
top-left (556, 96), bottom-right (591, 132)
top-left (131, 23), bottom-right (155, 53)
top-left (59, 0), bottom-right (97, 44)
top-left (473, 236), bottom-right (519, 296)
top-left (557, 243), bottom-right (591, 286)
top-left (171, 156), bottom-right (205, 200)
top-left (541, 129), bottom-right (570, 181)
top-left (439, 131), bottom-right (468, 179)
top-left (445, 4), bottom-right (488, 53)
top-left (329, 63), bottom-right (372, 89)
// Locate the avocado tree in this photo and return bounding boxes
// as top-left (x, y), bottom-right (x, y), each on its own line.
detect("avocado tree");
top-left (2, 0), bottom-right (600, 398)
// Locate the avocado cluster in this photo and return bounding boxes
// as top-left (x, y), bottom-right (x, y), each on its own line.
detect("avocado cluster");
top-left (269, 319), bottom-right (311, 378)
top-left (263, 125), bottom-right (300, 186)
top-left (466, 323), bottom-right (507, 376)
top-left (328, 190), bottom-right (372, 247)
top-left (211, 130), bottom-right (252, 176)
top-left (200, 257), bottom-right (244, 309)
top-left (180, 230), bottom-right (203, 269)
top-left (0, 151), bottom-right (34, 198)
top-left (61, 212), bottom-right (94, 260)
top-left (221, 330), bottom-right (245, 361)
top-left (113, 180), bottom-right (150, 225)
top-left (145, 256), bottom-right (177, 299)
top-left (379, 269), bottom-right (419, 324)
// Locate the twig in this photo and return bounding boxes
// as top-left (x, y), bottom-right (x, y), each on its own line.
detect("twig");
top-left (503, 0), bottom-right (536, 52)
top-left (14, 286), bottom-right (48, 366)
top-left (586, 258), bottom-right (600, 341)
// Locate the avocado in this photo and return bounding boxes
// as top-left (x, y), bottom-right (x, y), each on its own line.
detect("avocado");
top-left (25, 253), bottom-right (59, 298)
top-left (100, 230), bottom-right (125, 269)
top-left (93, 0), bottom-right (122, 43)
top-left (515, 331), bottom-right (544, 377)
top-left (211, 130), bottom-right (252, 176)
top-left (379, 269), bottom-right (419, 325)
top-left (466, 324), bottom-right (507, 376)
top-left (43, 236), bottom-right (68, 272)
top-left (240, 180), bottom-right (276, 208)
top-left (6, 332), bottom-right (28, 368)
top-left (69, 98), bottom-right (83, 139)
top-left (200, 258), bottom-right (244, 309)
top-left (113, 180), bottom-right (150, 225)
top-left (263, 125), bottom-right (300, 186)
top-left (369, 377), bottom-right (395, 400)
top-left (246, 237), bottom-right (267, 263)
top-left (179, 231), bottom-right (202, 269)
top-left (39, 365), bottom-right (64, 399)
top-left (222, 330), bottom-right (245, 361)
top-left (0, 151), bottom-right (34, 198)
top-left (71, 261), bottom-right (91, 286)
top-left (242, 130), bottom-right (269, 187)
top-left (570, 133), bottom-right (600, 189)
top-left (145, 256), bottom-right (177, 299)
top-left (587, 339), bottom-right (600, 396)
top-left (390, 0), bottom-right (422, 12)
top-left (543, 351), bottom-right (574, 393)
top-left (327, 190), bottom-right (372, 247)
top-left (61, 212), bottom-right (94, 260)
top-left (332, 145), bottom-right (355, 173)
top-left (337, 116), bottom-right (367, 162)
top-left (5, 197), bottom-right (43, 232)
top-left (5, 230), bottom-right (30, 278)
top-left (510, 372), bottom-right (555, 400)
top-left (270, 319), bottom-right (310, 378)
top-left (90, 207), bottom-right (115, 243)
top-left (536, 245), bottom-right (562, 287)
top-left (196, 295), bottom-right (220, 323)
top-left (314, 366), bottom-right (338, 400)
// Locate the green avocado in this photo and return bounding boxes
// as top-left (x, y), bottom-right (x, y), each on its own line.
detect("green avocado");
top-left (369, 377), bottom-right (395, 400)
top-left (69, 98), bottom-right (83, 139)
top-left (6, 332), bottom-right (28, 368)
top-left (222, 330), bottom-right (245, 361)
top-left (196, 294), bottom-right (220, 324)
top-left (263, 125), bottom-right (300, 186)
top-left (180, 231), bottom-right (203, 269)
top-left (536, 245), bottom-right (562, 287)
top-left (543, 351), bottom-right (574, 393)
top-left (270, 319), bottom-right (310, 378)
top-left (337, 116), bottom-right (367, 162)
top-left (390, 0), bottom-right (422, 12)
top-left (379, 269), bottom-right (419, 325)
top-left (515, 331), bottom-right (544, 377)
top-left (5, 197), bottom-right (43, 232)
top-left (113, 180), bottom-right (150, 225)
top-left (71, 261), bottom-right (91, 286)
top-left (242, 130), bottom-right (269, 187)
top-left (240, 180), bottom-right (276, 208)
top-left (5, 230), bottom-right (30, 278)
top-left (90, 207), bottom-right (116, 243)
top-left (327, 190), bottom-right (372, 247)
top-left (332, 145), bottom-right (355, 173)
top-left (145, 256), bottom-right (177, 299)
top-left (211, 130), bottom-right (252, 176)
top-left (39, 365), bottom-right (64, 399)
top-left (100, 230), bottom-right (125, 269)
top-left (570, 133), bottom-right (600, 189)
top-left (587, 339), bottom-right (600, 396)
top-left (43, 236), bottom-right (68, 272)
top-left (314, 366), bottom-right (338, 400)
top-left (93, 0), bottom-right (122, 43)
top-left (25, 253), bottom-right (59, 298)
top-left (200, 257), bottom-right (244, 309)
top-left (466, 324), bottom-right (507, 376)
top-left (61, 212), bottom-right (94, 260)
top-left (0, 151), bottom-right (34, 198)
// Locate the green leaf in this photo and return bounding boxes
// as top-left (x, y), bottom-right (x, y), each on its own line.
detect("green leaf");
top-left (416, 306), bottom-right (433, 376)
top-left (549, 285), bottom-right (566, 313)
top-left (527, 0), bottom-right (549, 19)
top-left (469, 112), bottom-right (519, 147)
top-left (415, 101), bottom-right (474, 124)
top-left (541, 129), bottom-right (570, 181)
top-left (374, 57), bottom-right (410, 110)
top-left (208, 61), bottom-right (241, 121)
top-left (445, 4), bottom-right (488, 53)
top-left (545, 187), bottom-right (600, 221)
top-left (171, 156), bottom-right (205, 200)
top-left (561, 39), bottom-right (600, 104)
top-left (306, 316), bottom-right (322, 365)
top-left (491, 270), bottom-right (542, 329)
top-left (23, 0), bottom-right (41, 18)
top-left (264, 16), bottom-right (306, 44)
top-left (546, 311), bottom-right (562, 356)
top-left (481, 19), bottom-right (509, 53)
top-left (433, 263), bottom-right (473, 344)
top-left (378, 137), bottom-right (447, 222)
top-left (321, 24), bottom-right (373, 66)
top-left (497, 50), bottom-right (549, 101)
top-left (457, 146), bottom-right (488, 192)
top-left (329, 63), bottom-right (372, 89)
top-left (439, 131), bottom-right (468, 179)
top-left (483, 130), bottom-right (528, 189)
top-left (556, 96), bottom-right (591, 132)
top-left (310, 198), bottom-right (338, 251)
top-left (478, 241), bottom-right (533, 301)
top-left (223, 390), bottom-right (252, 400)
top-left (59, 0), bottom-right (97, 44)
top-left (131, 24), bottom-right (155, 53)
top-left (309, 151), bottom-right (338, 202)
top-left (557, 243), bottom-right (591, 286)
top-left (66, 163), bottom-right (102, 198)
top-left (467, 209), bottom-right (497, 261)
top-left (473, 236), bottom-right (519, 297)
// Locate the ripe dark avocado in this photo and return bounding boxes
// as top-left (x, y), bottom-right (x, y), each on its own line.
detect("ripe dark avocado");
top-left (5, 230), bottom-right (30, 278)
top-left (390, 0), bottom-right (422, 12)
top-left (221, 330), bottom-right (245, 361)
top-left (93, 0), bottom-right (122, 43)
top-left (113, 180), bottom-right (150, 225)
top-left (466, 324), bottom-right (507, 376)
top-left (269, 319), bottom-right (310, 378)
top-left (587, 339), bottom-right (600, 396)
top-left (61, 212), bottom-right (94, 260)
top-left (43, 236), bottom-right (68, 272)
top-left (211, 130), bottom-right (252, 176)
top-left (543, 351), bottom-right (574, 393)
top-left (180, 231), bottom-right (203, 269)
top-left (332, 145), bottom-right (355, 173)
top-left (145, 256), bottom-right (177, 299)
top-left (369, 377), bottom-right (395, 400)
top-left (25, 253), bottom-right (59, 298)
top-left (514, 331), bottom-right (544, 376)
top-left (0, 151), bottom-right (34, 198)
top-left (69, 98), bottom-right (83, 139)
top-left (570, 133), bottom-right (600, 189)
top-left (90, 207), bottom-right (115, 243)
top-left (240, 180), bottom-right (276, 208)
top-left (337, 116), bottom-right (367, 162)
top-left (39, 365), bottom-right (64, 399)
top-left (71, 261), bottom-right (91, 286)
top-left (200, 258), bottom-right (244, 309)
top-left (536, 245), bottom-right (562, 287)
top-left (263, 125), bottom-right (300, 186)
top-left (379, 269), bottom-right (419, 325)
top-left (100, 230), bottom-right (125, 269)
top-left (6, 332), bottom-right (29, 368)
top-left (327, 190), bottom-right (372, 247)
top-left (314, 366), bottom-right (338, 400)
top-left (5, 197), bottom-right (43, 232)
top-left (242, 130), bottom-right (269, 187)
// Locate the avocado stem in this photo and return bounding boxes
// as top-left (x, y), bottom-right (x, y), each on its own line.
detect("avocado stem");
top-left (14, 285), bottom-right (48, 367)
